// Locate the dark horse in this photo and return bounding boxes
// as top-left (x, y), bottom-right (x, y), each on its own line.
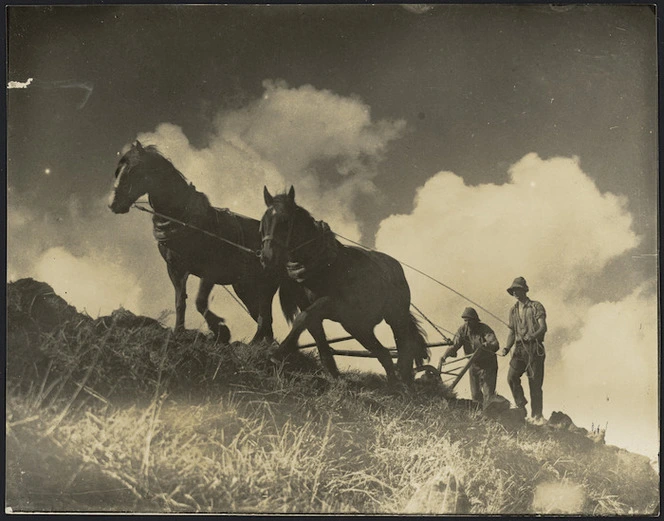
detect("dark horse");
top-left (259, 186), bottom-right (429, 386)
top-left (108, 140), bottom-right (300, 343)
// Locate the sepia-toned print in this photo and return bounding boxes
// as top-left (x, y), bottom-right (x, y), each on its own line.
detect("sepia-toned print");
top-left (6, 4), bottom-right (659, 515)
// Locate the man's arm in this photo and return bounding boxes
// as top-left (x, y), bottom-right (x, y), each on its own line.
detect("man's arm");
top-left (532, 316), bottom-right (547, 341)
top-left (523, 302), bottom-right (547, 342)
top-left (443, 327), bottom-right (464, 360)
top-left (500, 329), bottom-right (515, 356)
top-left (500, 307), bottom-right (515, 356)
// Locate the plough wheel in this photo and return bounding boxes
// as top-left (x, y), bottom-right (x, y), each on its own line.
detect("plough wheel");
top-left (414, 364), bottom-right (441, 382)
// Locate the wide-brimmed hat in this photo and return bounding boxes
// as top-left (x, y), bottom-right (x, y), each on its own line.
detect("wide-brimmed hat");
top-left (507, 277), bottom-right (529, 295)
top-left (461, 307), bottom-right (480, 321)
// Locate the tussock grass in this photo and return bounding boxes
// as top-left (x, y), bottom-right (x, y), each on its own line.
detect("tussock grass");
top-left (5, 283), bottom-right (660, 514)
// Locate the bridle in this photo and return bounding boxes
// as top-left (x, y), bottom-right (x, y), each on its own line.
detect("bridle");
top-left (260, 207), bottom-right (328, 256)
top-left (114, 150), bottom-right (191, 209)
top-left (260, 208), bottom-right (296, 252)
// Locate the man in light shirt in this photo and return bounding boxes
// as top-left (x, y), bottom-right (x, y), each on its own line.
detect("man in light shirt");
top-left (500, 277), bottom-right (548, 424)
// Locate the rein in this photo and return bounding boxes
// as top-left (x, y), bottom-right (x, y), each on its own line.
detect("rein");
top-left (132, 203), bottom-right (259, 256)
top-left (261, 211), bottom-right (332, 254)
top-left (259, 202), bottom-right (514, 352)
top-left (261, 209), bottom-right (338, 283)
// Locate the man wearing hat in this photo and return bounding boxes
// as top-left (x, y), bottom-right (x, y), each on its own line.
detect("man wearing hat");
top-left (500, 277), bottom-right (548, 423)
top-left (442, 307), bottom-right (500, 406)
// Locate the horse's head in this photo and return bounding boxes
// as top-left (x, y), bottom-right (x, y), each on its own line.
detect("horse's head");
top-left (259, 185), bottom-right (300, 269)
top-left (108, 140), bottom-right (154, 214)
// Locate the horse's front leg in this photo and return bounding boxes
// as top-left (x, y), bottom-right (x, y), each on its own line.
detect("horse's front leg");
top-left (254, 278), bottom-right (277, 344)
top-left (231, 279), bottom-right (273, 344)
top-left (166, 261), bottom-right (189, 333)
top-left (276, 296), bottom-right (335, 355)
top-left (308, 322), bottom-right (340, 378)
top-left (196, 278), bottom-right (231, 343)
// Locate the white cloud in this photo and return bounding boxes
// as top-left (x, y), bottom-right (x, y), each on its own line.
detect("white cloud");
top-left (373, 152), bottom-right (656, 457)
top-left (375, 153), bottom-right (640, 343)
top-left (8, 81), bottom-right (406, 340)
top-left (550, 284), bottom-right (658, 458)
top-left (35, 247), bottom-right (142, 317)
top-left (219, 80), bottom-right (404, 175)
top-left (137, 80), bottom-right (406, 242)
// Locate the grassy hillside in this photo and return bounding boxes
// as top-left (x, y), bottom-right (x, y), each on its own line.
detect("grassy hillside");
top-left (5, 279), bottom-right (659, 514)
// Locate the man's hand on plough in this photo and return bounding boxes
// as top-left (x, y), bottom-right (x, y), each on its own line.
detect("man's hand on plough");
top-left (440, 346), bottom-right (456, 363)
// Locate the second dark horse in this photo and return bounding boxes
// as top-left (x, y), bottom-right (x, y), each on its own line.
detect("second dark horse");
top-left (259, 186), bottom-right (429, 386)
top-left (108, 140), bottom-right (300, 343)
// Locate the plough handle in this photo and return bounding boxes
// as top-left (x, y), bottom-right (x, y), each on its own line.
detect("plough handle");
top-left (448, 349), bottom-right (481, 390)
top-left (437, 353), bottom-right (473, 371)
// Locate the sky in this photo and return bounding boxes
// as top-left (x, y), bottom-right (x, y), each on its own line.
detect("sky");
top-left (6, 4), bottom-right (659, 458)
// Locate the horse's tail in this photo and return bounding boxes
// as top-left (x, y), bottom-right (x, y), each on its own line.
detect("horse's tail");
top-left (407, 311), bottom-right (430, 363)
top-left (278, 277), bottom-right (302, 324)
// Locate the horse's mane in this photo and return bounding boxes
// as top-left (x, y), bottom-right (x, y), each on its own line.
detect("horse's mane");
top-left (143, 145), bottom-right (177, 170)
top-left (138, 144), bottom-right (212, 210)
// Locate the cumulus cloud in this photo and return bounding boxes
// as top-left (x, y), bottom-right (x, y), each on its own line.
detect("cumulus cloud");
top-left (374, 153), bottom-right (656, 456)
top-left (137, 80), bottom-right (406, 242)
top-left (10, 82), bottom-right (406, 341)
top-left (34, 247), bottom-right (142, 317)
top-left (550, 284), bottom-right (658, 457)
top-left (375, 153), bottom-right (640, 343)
top-left (7, 190), bottom-right (172, 321)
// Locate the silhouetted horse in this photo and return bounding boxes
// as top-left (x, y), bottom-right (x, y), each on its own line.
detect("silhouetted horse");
top-left (260, 186), bottom-right (429, 386)
top-left (109, 140), bottom-right (301, 343)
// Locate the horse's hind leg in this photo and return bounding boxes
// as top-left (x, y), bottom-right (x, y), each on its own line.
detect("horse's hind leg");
top-left (344, 326), bottom-right (398, 387)
top-left (196, 278), bottom-right (231, 343)
top-left (166, 261), bottom-right (189, 333)
top-left (386, 313), bottom-right (424, 385)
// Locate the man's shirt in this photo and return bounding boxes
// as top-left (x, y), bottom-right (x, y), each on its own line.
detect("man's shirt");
top-left (508, 298), bottom-right (546, 342)
top-left (451, 322), bottom-right (499, 367)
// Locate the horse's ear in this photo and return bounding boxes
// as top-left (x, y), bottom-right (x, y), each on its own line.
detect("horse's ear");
top-left (135, 140), bottom-right (145, 153)
top-left (263, 186), bottom-right (274, 207)
top-left (288, 185), bottom-right (295, 203)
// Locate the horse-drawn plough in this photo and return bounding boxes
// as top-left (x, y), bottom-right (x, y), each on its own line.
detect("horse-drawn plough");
top-left (109, 141), bottom-right (501, 390)
top-left (297, 335), bottom-right (480, 390)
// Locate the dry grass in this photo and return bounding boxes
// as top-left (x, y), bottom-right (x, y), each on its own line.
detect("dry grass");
top-left (5, 283), bottom-right (660, 514)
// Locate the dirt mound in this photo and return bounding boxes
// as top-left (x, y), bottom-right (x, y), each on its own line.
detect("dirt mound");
top-left (482, 394), bottom-right (526, 432)
top-left (94, 308), bottom-right (165, 330)
top-left (8, 278), bottom-right (167, 333)
top-left (6, 279), bottom-right (176, 397)
top-left (7, 278), bottom-right (89, 334)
